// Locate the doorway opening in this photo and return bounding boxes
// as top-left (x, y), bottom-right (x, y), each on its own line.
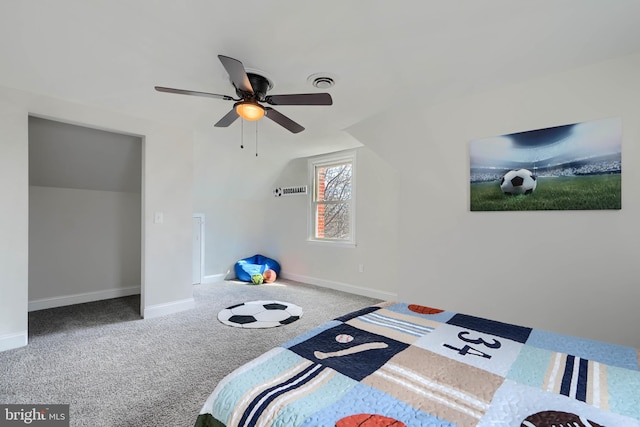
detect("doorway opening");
top-left (28, 116), bottom-right (143, 321)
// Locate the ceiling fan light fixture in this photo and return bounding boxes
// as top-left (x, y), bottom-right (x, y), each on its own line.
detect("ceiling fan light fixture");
top-left (235, 101), bottom-right (265, 121)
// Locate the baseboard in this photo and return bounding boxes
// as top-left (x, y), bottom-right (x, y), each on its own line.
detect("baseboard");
top-left (280, 272), bottom-right (397, 301)
top-left (202, 274), bottom-right (225, 284)
top-left (143, 298), bottom-right (195, 319)
top-left (0, 331), bottom-right (28, 352)
top-left (28, 286), bottom-right (141, 312)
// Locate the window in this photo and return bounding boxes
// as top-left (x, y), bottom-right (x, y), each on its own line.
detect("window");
top-left (309, 152), bottom-right (356, 245)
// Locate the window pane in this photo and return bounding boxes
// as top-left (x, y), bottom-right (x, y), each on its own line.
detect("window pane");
top-left (316, 203), bottom-right (350, 239)
top-left (316, 163), bottom-right (352, 202)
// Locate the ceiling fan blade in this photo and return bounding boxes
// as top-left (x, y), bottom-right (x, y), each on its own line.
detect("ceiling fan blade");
top-left (155, 86), bottom-right (233, 100)
top-left (218, 55), bottom-right (253, 94)
top-left (214, 109), bottom-right (239, 127)
top-left (265, 93), bottom-right (333, 106)
top-left (264, 107), bottom-right (304, 133)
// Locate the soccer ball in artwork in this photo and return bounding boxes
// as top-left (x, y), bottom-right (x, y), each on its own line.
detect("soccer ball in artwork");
top-left (500, 169), bottom-right (537, 195)
top-left (218, 300), bottom-right (302, 328)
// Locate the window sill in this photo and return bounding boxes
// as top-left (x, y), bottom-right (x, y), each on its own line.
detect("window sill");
top-left (307, 238), bottom-right (357, 249)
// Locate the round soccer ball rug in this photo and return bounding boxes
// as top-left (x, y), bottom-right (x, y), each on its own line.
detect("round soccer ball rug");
top-left (218, 300), bottom-right (302, 328)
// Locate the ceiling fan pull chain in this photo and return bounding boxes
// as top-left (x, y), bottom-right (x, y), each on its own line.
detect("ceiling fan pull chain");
top-left (255, 121), bottom-right (259, 157)
top-left (240, 119), bottom-right (244, 149)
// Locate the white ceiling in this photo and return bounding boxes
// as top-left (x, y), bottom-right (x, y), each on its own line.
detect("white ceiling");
top-left (3, 1), bottom-right (640, 154)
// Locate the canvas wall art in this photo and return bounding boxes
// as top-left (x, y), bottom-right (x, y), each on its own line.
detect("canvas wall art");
top-left (469, 117), bottom-right (621, 211)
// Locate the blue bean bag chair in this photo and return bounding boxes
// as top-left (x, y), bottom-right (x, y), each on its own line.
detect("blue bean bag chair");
top-left (234, 254), bottom-right (281, 282)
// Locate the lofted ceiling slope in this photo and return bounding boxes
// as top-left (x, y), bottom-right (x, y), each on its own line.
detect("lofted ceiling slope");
top-left (29, 116), bottom-right (142, 193)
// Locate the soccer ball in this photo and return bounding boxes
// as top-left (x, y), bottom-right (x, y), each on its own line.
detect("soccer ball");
top-left (217, 300), bottom-right (303, 328)
top-left (273, 187), bottom-right (282, 197)
top-left (263, 269), bottom-right (277, 283)
top-left (500, 169), bottom-right (537, 195)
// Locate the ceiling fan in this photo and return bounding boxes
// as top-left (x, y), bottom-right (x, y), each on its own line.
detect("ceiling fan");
top-left (155, 55), bottom-right (333, 134)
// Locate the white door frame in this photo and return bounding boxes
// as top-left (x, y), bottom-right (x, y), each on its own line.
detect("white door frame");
top-left (192, 213), bottom-right (205, 285)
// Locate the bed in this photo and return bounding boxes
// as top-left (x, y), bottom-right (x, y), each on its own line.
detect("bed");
top-left (195, 301), bottom-right (640, 426)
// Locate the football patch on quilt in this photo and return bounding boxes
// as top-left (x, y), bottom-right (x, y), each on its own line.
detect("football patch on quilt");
top-left (383, 302), bottom-right (456, 323)
top-left (476, 380), bottom-right (640, 426)
top-left (520, 410), bottom-right (603, 427)
top-left (408, 304), bottom-right (444, 315)
top-left (218, 300), bottom-right (302, 328)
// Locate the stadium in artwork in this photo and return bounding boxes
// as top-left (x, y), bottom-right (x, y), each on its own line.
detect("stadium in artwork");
top-left (469, 117), bottom-right (621, 211)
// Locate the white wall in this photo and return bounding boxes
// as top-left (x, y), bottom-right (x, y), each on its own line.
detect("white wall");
top-left (0, 85), bottom-right (194, 352)
top-left (200, 199), bottom-right (267, 280)
top-left (192, 128), bottom-right (272, 280)
top-left (348, 52), bottom-right (640, 347)
top-left (29, 187), bottom-right (141, 309)
top-left (261, 147), bottom-right (400, 300)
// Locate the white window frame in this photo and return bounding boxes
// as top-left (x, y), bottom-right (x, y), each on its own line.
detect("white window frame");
top-left (307, 150), bottom-right (357, 247)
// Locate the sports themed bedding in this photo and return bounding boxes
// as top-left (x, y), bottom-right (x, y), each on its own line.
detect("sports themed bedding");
top-left (194, 301), bottom-right (640, 426)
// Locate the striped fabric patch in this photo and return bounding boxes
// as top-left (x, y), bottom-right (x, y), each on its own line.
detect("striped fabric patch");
top-left (230, 360), bottom-right (336, 427)
top-left (347, 309), bottom-right (438, 344)
top-left (373, 362), bottom-right (488, 421)
top-left (362, 346), bottom-right (503, 427)
top-left (544, 352), bottom-right (609, 409)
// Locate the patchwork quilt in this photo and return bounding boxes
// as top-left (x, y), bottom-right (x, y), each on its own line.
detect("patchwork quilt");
top-left (194, 302), bottom-right (640, 426)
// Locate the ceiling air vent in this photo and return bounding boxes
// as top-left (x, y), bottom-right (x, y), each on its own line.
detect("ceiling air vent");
top-left (273, 186), bottom-right (308, 197)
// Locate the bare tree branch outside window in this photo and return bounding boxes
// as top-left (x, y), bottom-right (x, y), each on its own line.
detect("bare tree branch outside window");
top-left (315, 163), bottom-right (352, 239)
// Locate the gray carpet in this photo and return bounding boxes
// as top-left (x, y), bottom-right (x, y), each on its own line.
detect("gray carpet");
top-left (0, 280), bottom-right (380, 426)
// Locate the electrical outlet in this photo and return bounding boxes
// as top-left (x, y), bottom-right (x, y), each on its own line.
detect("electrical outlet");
top-left (358, 264), bottom-right (364, 273)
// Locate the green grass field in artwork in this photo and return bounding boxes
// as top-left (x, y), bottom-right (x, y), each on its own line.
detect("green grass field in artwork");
top-left (470, 174), bottom-right (621, 211)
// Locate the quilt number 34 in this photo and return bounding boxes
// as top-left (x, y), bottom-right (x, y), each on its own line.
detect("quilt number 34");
top-left (443, 331), bottom-right (502, 359)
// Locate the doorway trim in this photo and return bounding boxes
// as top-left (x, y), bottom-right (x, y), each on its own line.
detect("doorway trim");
top-left (192, 213), bottom-right (205, 285)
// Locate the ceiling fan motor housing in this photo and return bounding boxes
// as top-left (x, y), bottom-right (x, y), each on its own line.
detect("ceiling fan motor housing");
top-left (237, 73), bottom-right (272, 101)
